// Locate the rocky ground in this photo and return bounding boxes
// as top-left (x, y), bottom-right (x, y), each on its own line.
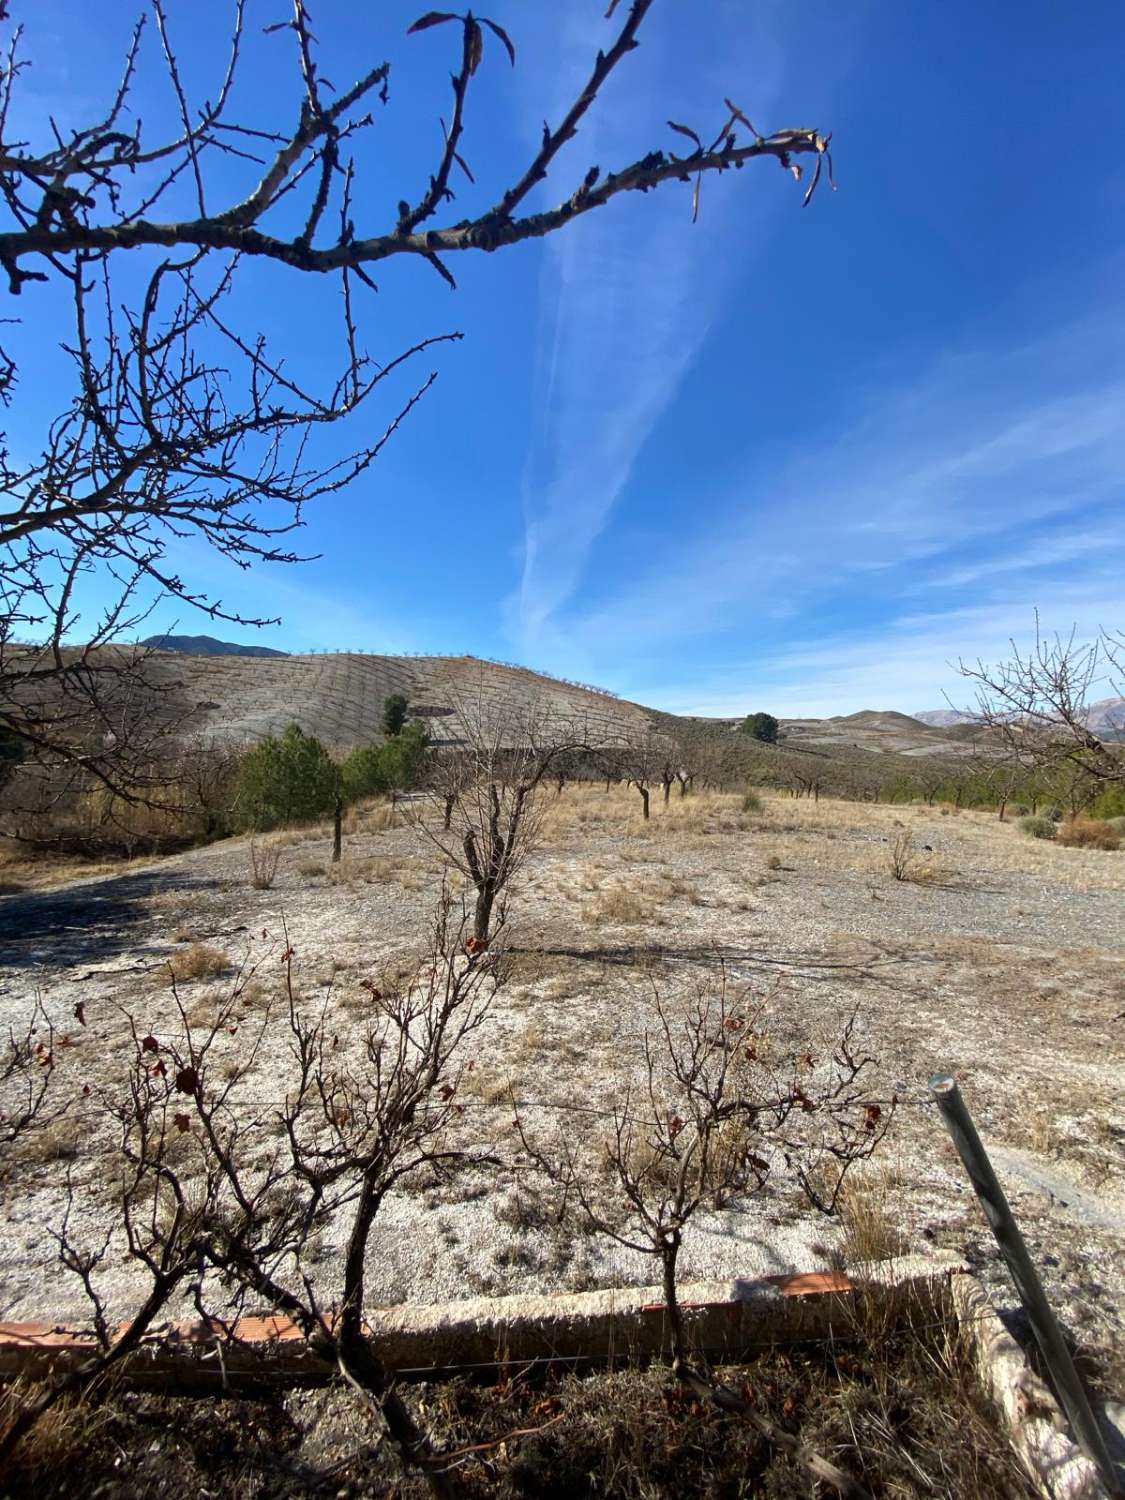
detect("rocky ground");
top-left (1, 788), bottom-right (1122, 1397)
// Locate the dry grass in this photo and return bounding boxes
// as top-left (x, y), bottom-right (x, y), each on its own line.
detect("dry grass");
top-left (836, 1167), bottom-right (909, 1269)
top-left (580, 870), bottom-right (702, 927)
top-left (7, 1113), bottom-right (82, 1169)
top-left (887, 830), bottom-right (956, 886)
top-left (0, 839), bottom-right (132, 893)
top-left (0, 1332), bottom-right (1042, 1500)
top-left (155, 941), bottom-right (228, 987)
top-left (1056, 817), bottom-right (1121, 851)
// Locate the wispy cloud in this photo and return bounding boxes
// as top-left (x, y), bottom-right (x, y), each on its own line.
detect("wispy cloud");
top-left (652, 587), bottom-right (1125, 719)
top-left (544, 295), bottom-right (1125, 706)
top-left (507, 8), bottom-right (785, 646)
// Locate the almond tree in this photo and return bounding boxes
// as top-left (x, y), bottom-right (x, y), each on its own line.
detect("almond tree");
top-left (959, 620), bottom-right (1125, 795)
top-left (416, 682), bottom-right (593, 941)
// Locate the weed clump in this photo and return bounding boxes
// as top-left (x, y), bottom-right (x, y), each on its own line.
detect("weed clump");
top-left (1018, 814), bottom-right (1057, 840)
top-left (741, 788), bottom-right (763, 814)
top-left (158, 942), bottom-right (228, 986)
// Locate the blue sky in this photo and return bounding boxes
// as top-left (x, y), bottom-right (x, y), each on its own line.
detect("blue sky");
top-left (12, 0), bottom-right (1125, 716)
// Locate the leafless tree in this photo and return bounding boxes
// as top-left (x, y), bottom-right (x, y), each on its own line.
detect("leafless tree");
top-left (515, 973), bottom-right (889, 1499)
top-left (415, 683), bottom-right (593, 941)
top-left (0, 0), bottom-right (832, 794)
top-left (616, 730), bottom-right (670, 820)
top-left (958, 621), bottom-right (1125, 793)
top-left (2, 891), bottom-right (505, 1493)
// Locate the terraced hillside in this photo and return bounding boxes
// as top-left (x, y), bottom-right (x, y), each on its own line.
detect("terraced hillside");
top-left (150, 651), bottom-right (654, 750)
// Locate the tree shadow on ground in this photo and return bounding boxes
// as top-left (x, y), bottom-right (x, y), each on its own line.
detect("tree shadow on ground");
top-left (519, 930), bottom-right (954, 990)
top-left (518, 938), bottom-right (944, 988)
top-left (0, 868), bottom-right (222, 971)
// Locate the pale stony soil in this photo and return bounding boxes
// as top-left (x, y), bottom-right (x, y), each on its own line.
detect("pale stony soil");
top-left (1, 788), bottom-right (1122, 1394)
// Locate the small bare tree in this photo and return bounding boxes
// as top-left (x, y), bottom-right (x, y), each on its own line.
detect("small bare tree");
top-left (959, 621), bottom-right (1125, 795)
top-left (516, 974), bottom-right (889, 1498)
top-left (2, 891), bottom-right (504, 1494)
top-left (617, 730), bottom-right (674, 820)
top-left (0, 998), bottom-right (60, 1149)
top-left (415, 684), bottom-right (592, 942)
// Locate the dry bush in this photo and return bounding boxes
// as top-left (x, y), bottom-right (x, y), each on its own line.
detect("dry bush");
top-left (887, 831), bottom-right (955, 885)
top-left (248, 838), bottom-right (282, 889)
top-left (765, 852), bottom-right (783, 871)
top-left (155, 942), bottom-right (228, 987)
top-left (297, 857), bottom-right (327, 877)
top-left (1056, 817), bottom-right (1120, 851)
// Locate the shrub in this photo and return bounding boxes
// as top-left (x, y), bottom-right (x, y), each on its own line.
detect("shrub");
top-left (1056, 817), bottom-right (1120, 851)
top-left (382, 693), bottom-right (409, 737)
top-left (235, 724), bottom-right (339, 832)
top-left (1091, 784), bottom-right (1125, 820)
top-left (1040, 805), bottom-right (1063, 822)
top-left (1018, 815), bottom-right (1056, 840)
top-left (343, 720), bottom-right (429, 802)
top-left (1009, 803), bottom-right (1029, 818)
top-left (740, 712), bottom-right (779, 743)
top-left (741, 788), bottom-right (763, 814)
top-left (1108, 816), bottom-right (1125, 836)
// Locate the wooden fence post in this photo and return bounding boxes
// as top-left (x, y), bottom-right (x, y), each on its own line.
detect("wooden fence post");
top-left (929, 1072), bottom-right (1122, 1497)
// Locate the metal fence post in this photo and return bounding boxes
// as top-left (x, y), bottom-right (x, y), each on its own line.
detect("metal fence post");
top-left (929, 1072), bottom-right (1122, 1496)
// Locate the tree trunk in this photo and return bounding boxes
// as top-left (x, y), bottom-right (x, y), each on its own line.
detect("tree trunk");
top-left (443, 793), bottom-right (454, 831)
top-left (663, 778), bottom-right (672, 805)
top-left (473, 883), bottom-right (495, 942)
top-left (639, 786), bottom-right (650, 820)
top-left (332, 796), bottom-right (343, 863)
top-left (997, 798), bottom-right (1007, 821)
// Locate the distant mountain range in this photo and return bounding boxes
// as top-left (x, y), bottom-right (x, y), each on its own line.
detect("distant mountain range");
top-left (915, 698), bottom-right (1125, 737)
top-left (141, 634), bottom-right (289, 659)
top-left (913, 709), bottom-right (977, 727)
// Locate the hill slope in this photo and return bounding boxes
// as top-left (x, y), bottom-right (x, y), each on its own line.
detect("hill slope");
top-left (141, 634), bottom-right (289, 659)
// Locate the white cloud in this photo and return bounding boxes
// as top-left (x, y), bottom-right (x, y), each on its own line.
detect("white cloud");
top-left (646, 588), bottom-right (1125, 718)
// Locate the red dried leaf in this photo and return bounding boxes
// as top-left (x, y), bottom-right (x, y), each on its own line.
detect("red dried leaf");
top-left (173, 1113), bottom-right (191, 1134)
top-left (668, 1115), bottom-right (683, 1139)
top-left (439, 1083), bottom-right (456, 1101)
top-left (175, 1066), bottom-right (200, 1095)
top-left (141, 1034), bottom-right (159, 1053)
top-left (864, 1103), bottom-right (882, 1131)
top-left (154, 1059), bottom-right (167, 1077)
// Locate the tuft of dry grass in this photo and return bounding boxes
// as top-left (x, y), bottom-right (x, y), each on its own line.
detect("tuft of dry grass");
top-left (156, 941), bottom-right (228, 987)
top-left (1056, 817), bottom-right (1120, 852)
top-left (836, 1169), bottom-right (909, 1269)
top-left (887, 830), bottom-right (956, 886)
